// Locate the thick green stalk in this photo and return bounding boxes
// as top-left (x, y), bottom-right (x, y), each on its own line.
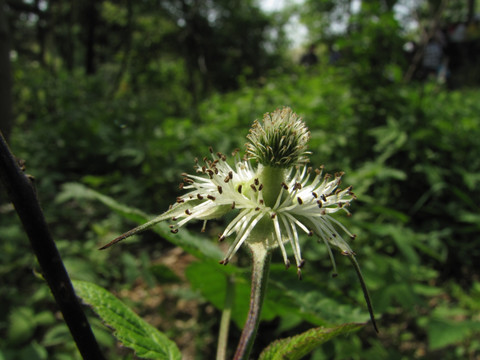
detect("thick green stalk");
top-left (258, 165), bottom-right (286, 207)
top-left (216, 275), bottom-right (235, 360)
top-left (233, 243), bottom-right (271, 360)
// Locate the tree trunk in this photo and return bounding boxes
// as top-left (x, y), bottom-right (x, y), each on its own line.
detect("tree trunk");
top-left (467, 0), bottom-right (475, 23)
top-left (0, 0), bottom-right (13, 142)
top-left (84, 0), bottom-right (97, 75)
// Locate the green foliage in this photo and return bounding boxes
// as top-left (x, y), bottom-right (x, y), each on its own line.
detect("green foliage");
top-left (57, 182), bottom-right (225, 261)
top-left (73, 280), bottom-right (181, 360)
top-left (259, 323), bottom-right (364, 360)
top-left (3, 2), bottom-right (480, 357)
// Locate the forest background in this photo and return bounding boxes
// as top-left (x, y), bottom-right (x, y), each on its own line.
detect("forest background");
top-left (1, 0), bottom-right (480, 359)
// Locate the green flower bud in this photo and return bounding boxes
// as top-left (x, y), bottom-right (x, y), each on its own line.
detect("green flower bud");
top-left (246, 107), bottom-right (311, 168)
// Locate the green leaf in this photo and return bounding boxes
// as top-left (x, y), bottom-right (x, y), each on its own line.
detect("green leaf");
top-left (57, 183), bottom-right (149, 224)
top-left (72, 280), bottom-right (181, 360)
top-left (7, 307), bottom-right (37, 345)
top-left (259, 323), bottom-right (364, 360)
top-left (58, 183), bottom-right (224, 261)
top-left (427, 317), bottom-right (480, 350)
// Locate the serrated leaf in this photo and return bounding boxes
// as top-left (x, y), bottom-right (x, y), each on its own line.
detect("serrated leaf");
top-left (259, 323), bottom-right (364, 360)
top-left (72, 280), bottom-right (181, 360)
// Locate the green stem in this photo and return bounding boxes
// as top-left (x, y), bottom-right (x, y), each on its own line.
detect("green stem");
top-left (258, 165), bottom-right (286, 208)
top-left (216, 275), bottom-right (235, 360)
top-left (348, 255), bottom-right (379, 333)
top-left (233, 244), bottom-right (271, 360)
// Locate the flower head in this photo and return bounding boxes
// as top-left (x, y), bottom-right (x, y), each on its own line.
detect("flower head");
top-left (246, 107), bottom-right (311, 168)
top-left (103, 107), bottom-right (356, 279)
top-left (101, 107), bottom-right (376, 331)
top-left (165, 107), bottom-right (356, 278)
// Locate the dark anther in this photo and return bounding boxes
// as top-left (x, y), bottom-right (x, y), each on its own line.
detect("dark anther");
top-left (250, 184), bottom-right (257, 192)
top-left (238, 185), bottom-right (242, 193)
top-left (217, 185), bottom-right (223, 194)
top-left (297, 197), bottom-right (303, 205)
top-left (197, 194), bottom-right (204, 200)
top-left (171, 229), bottom-right (179, 234)
top-left (207, 195), bottom-right (216, 201)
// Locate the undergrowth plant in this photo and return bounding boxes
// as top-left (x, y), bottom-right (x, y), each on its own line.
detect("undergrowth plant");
top-left (72, 107), bottom-right (377, 359)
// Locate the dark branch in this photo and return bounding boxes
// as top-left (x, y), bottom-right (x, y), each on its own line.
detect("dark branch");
top-left (0, 132), bottom-right (105, 359)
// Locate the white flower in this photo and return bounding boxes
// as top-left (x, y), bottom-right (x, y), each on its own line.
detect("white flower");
top-left (103, 107), bottom-right (357, 279)
top-left (169, 148), bottom-right (356, 278)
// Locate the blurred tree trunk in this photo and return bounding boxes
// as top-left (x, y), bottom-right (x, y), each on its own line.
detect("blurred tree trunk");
top-left (110, 0), bottom-right (133, 96)
top-left (84, 0), bottom-right (98, 74)
top-left (467, 0), bottom-right (475, 23)
top-left (34, 0), bottom-right (46, 65)
top-left (0, 0), bottom-right (13, 142)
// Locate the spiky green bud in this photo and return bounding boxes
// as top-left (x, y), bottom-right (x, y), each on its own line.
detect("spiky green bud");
top-left (245, 107), bottom-right (311, 168)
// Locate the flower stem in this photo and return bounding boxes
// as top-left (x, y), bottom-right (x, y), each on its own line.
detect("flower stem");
top-left (258, 165), bottom-right (286, 207)
top-left (216, 275), bottom-right (235, 360)
top-left (233, 243), bottom-right (271, 360)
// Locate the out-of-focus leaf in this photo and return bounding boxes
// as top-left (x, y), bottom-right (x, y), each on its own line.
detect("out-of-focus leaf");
top-left (7, 307), bottom-right (36, 345)
top-left (427, 318), bottom-right (480, 350)
top-left (57, 183), bottom-right (224, 261)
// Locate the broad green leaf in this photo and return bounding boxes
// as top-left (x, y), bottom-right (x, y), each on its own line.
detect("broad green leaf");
top-left (259, 323), bottom-right (364, 360)
top-left (267, 264), bottom-right (371, 327)
top-left (57, 183), bottom-right (149, 224)
top-left (58, 183), bottom-right (224, 261)
top-left (186, 261), bottom-right (369, 330)
top-left (426, 317), bottom-right (480, 350)
top-left (72, 280), bottom-right (181, 360)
